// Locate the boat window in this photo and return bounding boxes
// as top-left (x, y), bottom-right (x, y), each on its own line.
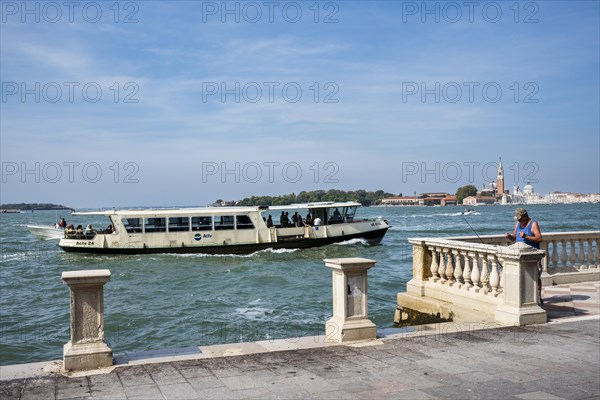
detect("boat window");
top-left (236, 215), bottom-right (254, 230)
top-left (169, 217), bottom-right (190, 232)
top-left (328, 207), bottom-right (344, 224)
top-left (191, 216), bottom-right (212, 231)
top-left (123, 218), bottom-right (142, 233)
top-left (145, 217), bottom-right (166, 233)
top-left (214, 215), bottom-right (235, 230)
top-left (345, 206), bottom-right (357, 222)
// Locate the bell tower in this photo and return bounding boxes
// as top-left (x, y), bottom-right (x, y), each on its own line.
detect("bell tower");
top-left (497, 158), bottom-right (504, 198)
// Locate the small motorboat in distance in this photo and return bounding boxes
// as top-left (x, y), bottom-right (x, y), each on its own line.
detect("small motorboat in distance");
top-left (58, 201), bottom-right (391, 255)
top-left (26, 225), bottom-right (64, 240)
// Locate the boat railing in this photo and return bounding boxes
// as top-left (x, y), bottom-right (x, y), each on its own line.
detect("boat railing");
top-left (64, 232), bottom-right (97, 240)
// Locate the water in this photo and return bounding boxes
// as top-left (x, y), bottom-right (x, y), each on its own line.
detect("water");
top-left (1, 203), bottom-right (598, 366)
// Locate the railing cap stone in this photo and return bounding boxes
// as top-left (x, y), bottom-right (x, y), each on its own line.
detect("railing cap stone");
top-left (62, 269), bottom-right (111, 285)
top-left (324, 258), bottom-right (376, 271)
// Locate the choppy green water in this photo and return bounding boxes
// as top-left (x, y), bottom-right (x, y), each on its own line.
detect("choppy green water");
top-left (1, 203), bottom-right (598, 366)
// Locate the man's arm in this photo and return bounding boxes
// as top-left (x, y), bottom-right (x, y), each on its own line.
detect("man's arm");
top-left (505, 222), bottom-right (518, 241)
top-left (526, 221), bottom-right (542, 244)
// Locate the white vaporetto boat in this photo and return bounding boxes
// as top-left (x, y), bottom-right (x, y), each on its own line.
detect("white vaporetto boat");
top-left (26, 225), bottom-right (64, 240)
top-left (58, 202), bottom-right (390, 255)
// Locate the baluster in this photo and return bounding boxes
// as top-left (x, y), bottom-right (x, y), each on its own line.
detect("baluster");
top-left (430, 246), bottom-right (439, 281)
top-left (470, 251), bottom-right (481, 290)
top-left (438, 248), bottom-right (447, 283)
top-left (578, 239), bottom-right (586, 270)
top-left (463, 252), bottom-right (473, 288)
top-left (560, 239), bottom-right (568, 268)
top-left (585, 239), bottom-right (593, 269)
top-left (569, 240), bottom-right (577, 268)
top-left (499, 258), bottom-right (504, 293)
top-left (551, 240), bottom-right (559, 269)
top-left (595, 238), bottom-right (599, 268)
top-left (480, 253), bottom-right (490, 294)
top-left (489, 255), bottom-right (500, 295)
top-left (454, 250), bottom-right (463, 287)
top-left (588, 239), bottom-right (596, 268)
top-left (445, 249), bottom-right (455, 283)
top-left (541, 242), bottom-right (549, 274)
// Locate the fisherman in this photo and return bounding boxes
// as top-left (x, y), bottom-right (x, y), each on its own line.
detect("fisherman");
top-left (505, 208), bottom-right (544, 304)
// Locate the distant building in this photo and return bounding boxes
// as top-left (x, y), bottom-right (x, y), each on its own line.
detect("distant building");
top-left (380, 196), bottom-right (422, 206)
top-left (547, 192), bottom-right (600, 204)
top-left (463, 196), bottom-right (496, 206)
top-left (380, 192), bottom-right (452, 206)
top-left (478, 158), bottom-right (508, 202)
top-left (441, 195), bottom-right (457, 206)
top-left (512, 181), bottom-right (544, 204)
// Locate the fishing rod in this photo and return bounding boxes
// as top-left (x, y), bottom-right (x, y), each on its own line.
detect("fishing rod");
top-left (460, 213), bottom-right (505, 269)
top-left (461, 212), bottom-right (546, 305)
top-left (461, 213), bottom-right (486, 245)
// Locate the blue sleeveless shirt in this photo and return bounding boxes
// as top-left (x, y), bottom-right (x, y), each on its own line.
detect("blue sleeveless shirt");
top-left (516, 219), bottom-right (540, 249)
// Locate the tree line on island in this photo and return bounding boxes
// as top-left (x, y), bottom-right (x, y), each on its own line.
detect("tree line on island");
top-left (217, 189), bottom-right (399, 207)
top-left (0, 203), bottom-right (74, 211)
top-left (219, 185), bottom-right (482, 207)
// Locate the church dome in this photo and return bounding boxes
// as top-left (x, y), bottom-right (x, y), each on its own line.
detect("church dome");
top-left (523, 182), bottom-right (534, 195)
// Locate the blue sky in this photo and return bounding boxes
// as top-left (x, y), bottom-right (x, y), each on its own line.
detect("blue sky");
top-left (1, 1), bottom-right (599, 208)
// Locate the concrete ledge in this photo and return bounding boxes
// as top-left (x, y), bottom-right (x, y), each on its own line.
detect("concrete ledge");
top-left (546, 270), bottom-right (600, 285)
top-left (397, 292), bottom-right (497, 323)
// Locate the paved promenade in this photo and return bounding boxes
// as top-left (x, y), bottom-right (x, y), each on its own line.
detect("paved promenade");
top-left (1, 282), bottom-right (599, 399)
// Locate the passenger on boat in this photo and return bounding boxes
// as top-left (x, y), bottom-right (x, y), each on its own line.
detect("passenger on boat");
top-left (85, 224), bottom-right (96, 235)
top-left (266, 215), bottom-right (273, 228)
top-left (65, 224), bottom-right (75, 237)
top-left (313, 217), bottom-right (321, 226)
top-left (76, 225), bottom-right (84, 238)
top-left (105, 224), bottom-right (114, 234)
top-left (280, 211), bottom-right (288, 227)
top-left (305, 213), bottom-right (313, 226)
top-left (296, 214), bottom-right (304, 227)
top-left (58, 218), bottom-right (67, 228)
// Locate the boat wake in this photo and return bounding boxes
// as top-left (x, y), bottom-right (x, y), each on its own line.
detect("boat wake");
top-left (405, 212), bottom-right (480, 218)
top-left (235, 299), bottom-right (274, 321)
top-left (333, 238), bottom-right (370, 246)
top-left (165, 247), bottom-right (300, 259)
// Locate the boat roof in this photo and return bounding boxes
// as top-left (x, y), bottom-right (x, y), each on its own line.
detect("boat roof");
top-left (72, 207), bottom-right (261, 217)
top-left (72, 202), bottom-right (361, 217)
top-left (268, 201), bottom-right (361, 211)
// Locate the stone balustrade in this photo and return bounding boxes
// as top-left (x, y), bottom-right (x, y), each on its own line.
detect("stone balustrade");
top-left (402, 231), bottom-right (599, 325)
top-left (448, 231), bottom-right (600, 285)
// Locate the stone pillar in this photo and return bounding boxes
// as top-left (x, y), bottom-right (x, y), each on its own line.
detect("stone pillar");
top-left (495, 243), bottom-right (546, 325)
top-left (406, 240), bottom-right (431, 297)
top-left (62, 269), bottom-right (113, 372)
top-left (324, 258), bottom-right (376, 343)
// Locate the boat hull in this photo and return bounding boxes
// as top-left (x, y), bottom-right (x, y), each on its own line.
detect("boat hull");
top-left (27, 225), bottom-right (63, 240)
top-left (59, 227), bottom-right (389, 255)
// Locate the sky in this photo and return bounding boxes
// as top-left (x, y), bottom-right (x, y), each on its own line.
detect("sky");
top-left (1, 0), bottom-right (599, 208)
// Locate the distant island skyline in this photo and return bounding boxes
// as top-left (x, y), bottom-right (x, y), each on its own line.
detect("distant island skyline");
top-left (4, 186), bottom-right (597, 212)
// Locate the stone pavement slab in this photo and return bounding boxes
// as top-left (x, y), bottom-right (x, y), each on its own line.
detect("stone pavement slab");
top-left (2, 284), bottom-right (599, 400)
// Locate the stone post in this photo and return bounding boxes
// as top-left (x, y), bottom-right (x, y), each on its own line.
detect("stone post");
top-left (405, 240), bottom-right (431, 297)
top-left (62, 269), bottom-right (113, 372)
top-left (324, 258), bottom-right (376, 343)
top-left (495, 243), bottom-right (546, 325)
